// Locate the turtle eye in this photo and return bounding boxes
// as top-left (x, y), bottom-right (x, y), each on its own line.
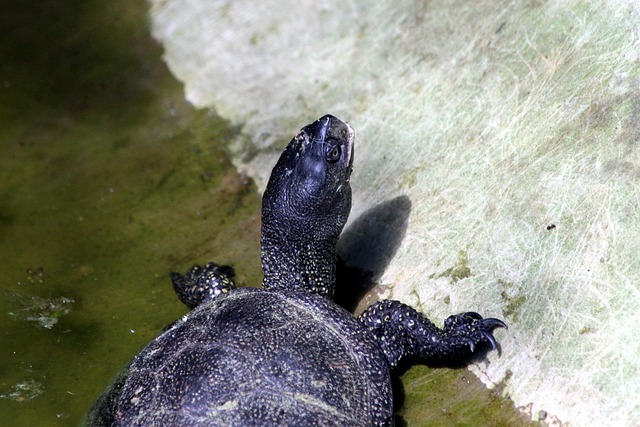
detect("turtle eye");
top-left (325, 143), bottom-right (341, 163)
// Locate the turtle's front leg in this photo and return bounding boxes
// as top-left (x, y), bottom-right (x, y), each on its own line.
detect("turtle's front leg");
top-left (358, 300), bottom-right (506, 367)
top-left (170, 262), bottom-right (235, 309)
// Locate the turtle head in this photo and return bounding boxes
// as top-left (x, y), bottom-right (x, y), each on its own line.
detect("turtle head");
top-left (264, 114), bottom-right (354, 221)
top-left (261, 115), bottom-right (354, 298)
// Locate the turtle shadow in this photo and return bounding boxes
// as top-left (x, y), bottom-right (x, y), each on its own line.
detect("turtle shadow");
top-left (334, 195), bottom-right (412, 312)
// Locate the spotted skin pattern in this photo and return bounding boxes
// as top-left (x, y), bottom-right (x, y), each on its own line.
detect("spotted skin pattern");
top-left (170, 263), bottom-right (235, 309)
top-left (359, 300), bottom-right (506, 367)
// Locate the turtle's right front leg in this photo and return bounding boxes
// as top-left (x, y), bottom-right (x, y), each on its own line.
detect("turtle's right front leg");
top-left (170, 262), bottom-right (235, 309)
top-left (358, 299), bottom-right (506, 367)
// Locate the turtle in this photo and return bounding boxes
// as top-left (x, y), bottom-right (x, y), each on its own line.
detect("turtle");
top-left (88, 115), bottom-right (506, 426)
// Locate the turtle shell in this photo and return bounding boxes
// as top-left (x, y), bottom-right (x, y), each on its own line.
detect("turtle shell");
top-left (111, 288), bottom-right (393, 426)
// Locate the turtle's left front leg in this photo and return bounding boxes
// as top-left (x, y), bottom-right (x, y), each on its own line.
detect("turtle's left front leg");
top-left (358, 300), bottom-right (506, 367)
top-left (170, 262), bottom-right (235, 309)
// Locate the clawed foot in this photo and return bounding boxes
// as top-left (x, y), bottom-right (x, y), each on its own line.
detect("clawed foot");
top-left (170, 262), bottom-right (235, 309)
top-left (443, 312), bottom-right (507, 353)
top-left (359, 300), bottom-right (506, 366)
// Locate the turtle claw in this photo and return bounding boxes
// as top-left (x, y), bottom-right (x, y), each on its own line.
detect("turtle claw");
top-left (482, 317), bottom-right (508, 331)
top-left (479, 318), bottom-right (507, 353)
top-left (443, 312), bottom-right (507, 355)
top-left (466, 337), bottom-right (477, 353)
top-left (481, 330), bottom-right (497, 351)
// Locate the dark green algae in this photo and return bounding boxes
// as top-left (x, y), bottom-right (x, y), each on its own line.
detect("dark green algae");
top-left (0, 1), bottom-right (532, 426)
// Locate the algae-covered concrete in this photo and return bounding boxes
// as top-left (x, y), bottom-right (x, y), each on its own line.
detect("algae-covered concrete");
top-left (150, 0), bottom-right (640, 425)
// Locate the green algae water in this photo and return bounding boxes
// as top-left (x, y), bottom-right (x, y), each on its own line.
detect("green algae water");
top-left (0, 2), bottom-right (262, 425)
top-left (0, 1), bottom-right (531, 426)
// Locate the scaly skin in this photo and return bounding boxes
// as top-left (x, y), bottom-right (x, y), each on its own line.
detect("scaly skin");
top-left (359, 300), bottom-right (506, 367)
top-left (259, 115), bottom-right (354, 298)
top-left (170, 263), bottom-right (235, 309)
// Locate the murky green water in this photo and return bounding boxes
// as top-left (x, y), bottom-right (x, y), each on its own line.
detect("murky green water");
top-left (0, 2), bottom-right (261, 425)
top-left (0, 2), bottom-right (532, 426)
